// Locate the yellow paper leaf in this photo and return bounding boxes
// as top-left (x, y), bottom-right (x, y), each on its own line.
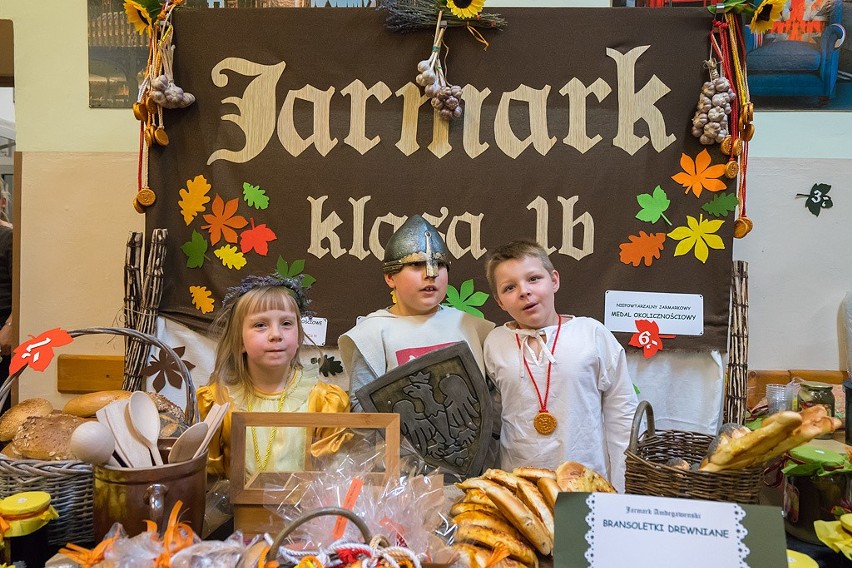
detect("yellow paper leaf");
top-left (178, 175), bottom-right (212, 225)
top-left (214, 245), bottom-right (247, 269)
top-left (189, 285), bottom-right (214, 314)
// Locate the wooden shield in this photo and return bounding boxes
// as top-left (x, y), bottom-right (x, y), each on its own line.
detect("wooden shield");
top-left (356, 342), bottom-right (495, 477)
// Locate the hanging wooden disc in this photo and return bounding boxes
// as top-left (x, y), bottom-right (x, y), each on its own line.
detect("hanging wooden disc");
top-left (725, 161), bottom-right (739, 179)
top-left (132, 102), bottom-right (148, 122)
top-left (740, 122), bottom-right (755, 142)
top-left (732, 139), bottom-right (744, 156)
top-left (132, 196), bottom-right (145, 214)
top-left (137, 187), bottom-right (157, 207)
top-left (743, 101), bottom-right (754, 123)
top-left (144, 125), bottom-right (155, 147)
top-left (534, 411), bottom-right (557, 435)
top-left (145, 96), bottom-right (159, 114)
top-left (721, 136), bottom-right (733, 155)
top-left (733, 216), bottom-right (753, 238)
top-left (153, 127), bottom-right (169, 146)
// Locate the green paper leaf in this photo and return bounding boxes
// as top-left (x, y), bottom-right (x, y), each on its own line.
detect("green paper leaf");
top-left (466, 291), bottom-right (490, 307)
top-left (289, 259), bottom-right (305, 276)
top-left (180, 230), bottom-right (208, 268)
top-left (702, 192), bottom-right (739, 217)
top-left (443, 280), bottom-right (489, 318)
top-left (300, 274), bottom-right (317, 289)
top-left (276, 257), bottom-right (289, 277)
top-left (635, 185), bottom-right (672, 225)
top-left (243, 182), bottom-right (270, 209)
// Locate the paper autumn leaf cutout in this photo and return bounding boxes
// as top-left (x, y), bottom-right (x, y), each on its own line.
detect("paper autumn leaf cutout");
top-left (668, 214), bottom-right (725, 263)
top-left (628, 319), bottom-right (675, 359)
top-left (178, 175), bottom-right (212, 225)
top-left (243, 182), bottom-right (270, 210)
top-left (201, 195), bottom-right (248, 245)
top-left (619, 231), bottom-right (667, 267)
top-left (796, 183), bottom-right (833, 217)
top-left (180, 230), bottom-right (208, 268)
top-left (444, 278), bottom-right (489, 318)
top-left (702, 192), bottom-right (739, 218)
top-left (276, 257), bottom-right (317, 288)
top-left (240, 219), bottom-right (277, 256)
top-left (671, 149), bottom-right (727, 198)
top-left (215, 245), bottom-right (247, 269)
top-left (9, 328), bottom-right (74, 375)
top-left (190, 285), bottom-right (214, 314)
top-left (144, 345), bottom-right (196, 391)
top-left (311, 355), bottom-right (344, 377)
top-left (635, 186), bottom-right (672, 225)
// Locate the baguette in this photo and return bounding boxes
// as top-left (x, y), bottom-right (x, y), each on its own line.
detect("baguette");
top-left (705, 411), bottom-right (802, 467)
top-left (453, 510), bottom-right (521, 540)
top-left (63, 390), bottom-right (132, 418)
top-left (455, 524), bottom-right (539, 567)
top-left (536, 477), bottom-right (560, 510)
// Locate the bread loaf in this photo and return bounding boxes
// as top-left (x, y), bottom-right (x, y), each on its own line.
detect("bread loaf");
top-left (63, 390), bottom-right (132, 417)
top-left (555, 461), bottom-right (616, 493)
top-left (147, 392), bottom-right (189, 437)
top-left (0, 398), bottom-right (53, 441)
top-left (12, 413), bottom-right (87, 460)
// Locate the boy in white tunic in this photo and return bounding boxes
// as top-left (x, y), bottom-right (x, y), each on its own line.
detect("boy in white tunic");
top-left (339, 214), bottom-right (494, 411)
top-left (484, 240), bottom-right (637, 491)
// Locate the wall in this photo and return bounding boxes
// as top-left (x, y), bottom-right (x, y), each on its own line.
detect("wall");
top-left (0, 0), bottom-right (849, 408)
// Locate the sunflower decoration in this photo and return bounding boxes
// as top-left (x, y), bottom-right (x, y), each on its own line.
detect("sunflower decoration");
top-left (382, 0), bottom-right (505, 33)
top-left (446, 0), bottom-right (485, 20)
top-left (124, 0), bottom-right (154, 36)
top-left (749, 0), bottom-right (786, 34)
top-left (708, 0), bottom-right (787, 34)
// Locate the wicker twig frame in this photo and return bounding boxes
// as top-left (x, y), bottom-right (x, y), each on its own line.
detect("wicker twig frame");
top-left (624, 401), bottom-right (762, 504)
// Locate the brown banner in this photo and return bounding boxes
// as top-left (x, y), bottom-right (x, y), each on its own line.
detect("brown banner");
top-left (148, 7), bottom-right (734, 350)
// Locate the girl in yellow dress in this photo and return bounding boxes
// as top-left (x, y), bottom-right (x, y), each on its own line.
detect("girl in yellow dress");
top-left (197, 275), bottom-right (350, 479)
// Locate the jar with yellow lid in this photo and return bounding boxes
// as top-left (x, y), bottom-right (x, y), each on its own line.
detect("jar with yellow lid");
top-left (0, 491), bottom-right (58, 567)
top-left (797, 381), bottom-right (836, 439)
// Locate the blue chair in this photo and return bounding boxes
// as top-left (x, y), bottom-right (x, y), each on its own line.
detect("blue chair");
top-left (745, 0), bottom-right (847, 99)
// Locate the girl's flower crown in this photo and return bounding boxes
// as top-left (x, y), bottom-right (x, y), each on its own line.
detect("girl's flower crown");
top-left (221, 274), bottom-right (311, 315)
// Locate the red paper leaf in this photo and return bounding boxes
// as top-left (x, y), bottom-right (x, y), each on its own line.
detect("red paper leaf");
top-left (240, 218), bottom-right (277, 256)
top-left (628, 319), bottom-right (674, 359)
top-left (9, 328), bottom-right (74, 375)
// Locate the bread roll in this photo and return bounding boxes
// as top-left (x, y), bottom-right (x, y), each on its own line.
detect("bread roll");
top-left (453, 542), bottom-right (532, 568)
top-left (147, 392), bottom-right (189, 437)
top-left (450, 501), bottom-right (503, 518)
top-left (516, 478), bottom-right (554, 540)
top-left (0, 440), bottom-right (23, 459)
top-left (512, 467), bottom-right (557, 482)
top-left (462, 488), bottom-right (493, 507)
top-left (536, 477), bottom-right (560, 510)
top-left (12, 413), bottom-right (87, 460)
top-left (456, 524), bottom-right (539, 567)
top-left (467, 478), bottom-right (552, 555)
top-left (63, 390), bottom-right (132, 417)
top-left (0, 398), bottom-right (53, 441)
top-left (555, 461), bottom-right (616, 493)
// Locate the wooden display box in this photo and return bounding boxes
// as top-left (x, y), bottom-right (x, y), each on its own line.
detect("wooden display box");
top-left (230, 412), bottom-right (400, 537)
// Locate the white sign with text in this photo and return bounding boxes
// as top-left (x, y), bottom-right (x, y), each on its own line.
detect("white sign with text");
top-left (584, 493), bottom-right (747, 567)
top-left (604, 290), bottom-right (704, 335)
top-left (301, 316), bottom-right (328, 346)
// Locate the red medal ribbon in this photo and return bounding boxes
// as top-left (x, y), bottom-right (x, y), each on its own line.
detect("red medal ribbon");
top-left (514, 316), bottom-right (563, 414)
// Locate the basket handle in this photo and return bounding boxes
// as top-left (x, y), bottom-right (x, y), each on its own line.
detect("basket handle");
top-left (265, 507), bottom-right (372, 564)
top-left (627, 400), bottom-right (655, 454)
top-left (0, 326), bottom-right (198, 424)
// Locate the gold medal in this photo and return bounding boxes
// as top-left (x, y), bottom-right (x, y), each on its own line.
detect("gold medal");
top-left (137, 187), bottom-right (157, 206)
top-left (534, 411), bottom-right (557, 435)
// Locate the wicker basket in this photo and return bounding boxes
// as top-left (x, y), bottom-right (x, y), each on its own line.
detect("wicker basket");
top-left (0, 327), bottom-right (199, 546)
top-left (624, 401), bottom-right (763, 504)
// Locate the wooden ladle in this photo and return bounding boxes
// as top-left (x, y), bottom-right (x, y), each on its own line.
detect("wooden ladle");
top-left (168, 422), bottom-right (208, 464)
top-left (129, 391), bottom-right (163, 466)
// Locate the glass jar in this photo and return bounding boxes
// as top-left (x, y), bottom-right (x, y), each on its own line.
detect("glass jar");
top-left (797, 381), bottom-right (835, 439)
top-left (0, 490), bottom-right (58, 567)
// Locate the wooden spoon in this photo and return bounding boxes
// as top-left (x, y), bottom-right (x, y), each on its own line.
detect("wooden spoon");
top-left (168, 422), bottom-right (208, 464)
top-left (96, 406), bottom-right (130, 467)
top-left (193, 402), bottom-right (229, 460)
top-left (70, 421), bottom-right (119, 466)
top-left (129, 391), bottom-right (163, 466)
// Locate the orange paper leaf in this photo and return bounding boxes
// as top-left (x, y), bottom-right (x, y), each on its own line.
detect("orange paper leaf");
top-left (240, 218), bottom-right (277, 256)
top-left (178, 175), bottom-right (212, 225)
top-left (201, 195), bottom-right (248, 245)
top-left (189, 285), bottom-right (215, 314)
top-left (9, 328), bottom-right (74, 375)
top-left (671, 149), bottom-right (727, 198)
top-left (618, 232), bottom-right (666, 267)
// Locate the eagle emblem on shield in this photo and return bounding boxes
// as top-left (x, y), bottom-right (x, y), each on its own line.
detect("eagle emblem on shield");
top-left (355, 342), bottom-right (495, 477)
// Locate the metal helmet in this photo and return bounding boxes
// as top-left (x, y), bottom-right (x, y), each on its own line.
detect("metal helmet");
top-left (382, 214), bottom-right (450, 277)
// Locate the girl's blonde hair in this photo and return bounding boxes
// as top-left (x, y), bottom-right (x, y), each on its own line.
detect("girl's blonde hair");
top-left (208, 285), bottom-right (306, 401)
